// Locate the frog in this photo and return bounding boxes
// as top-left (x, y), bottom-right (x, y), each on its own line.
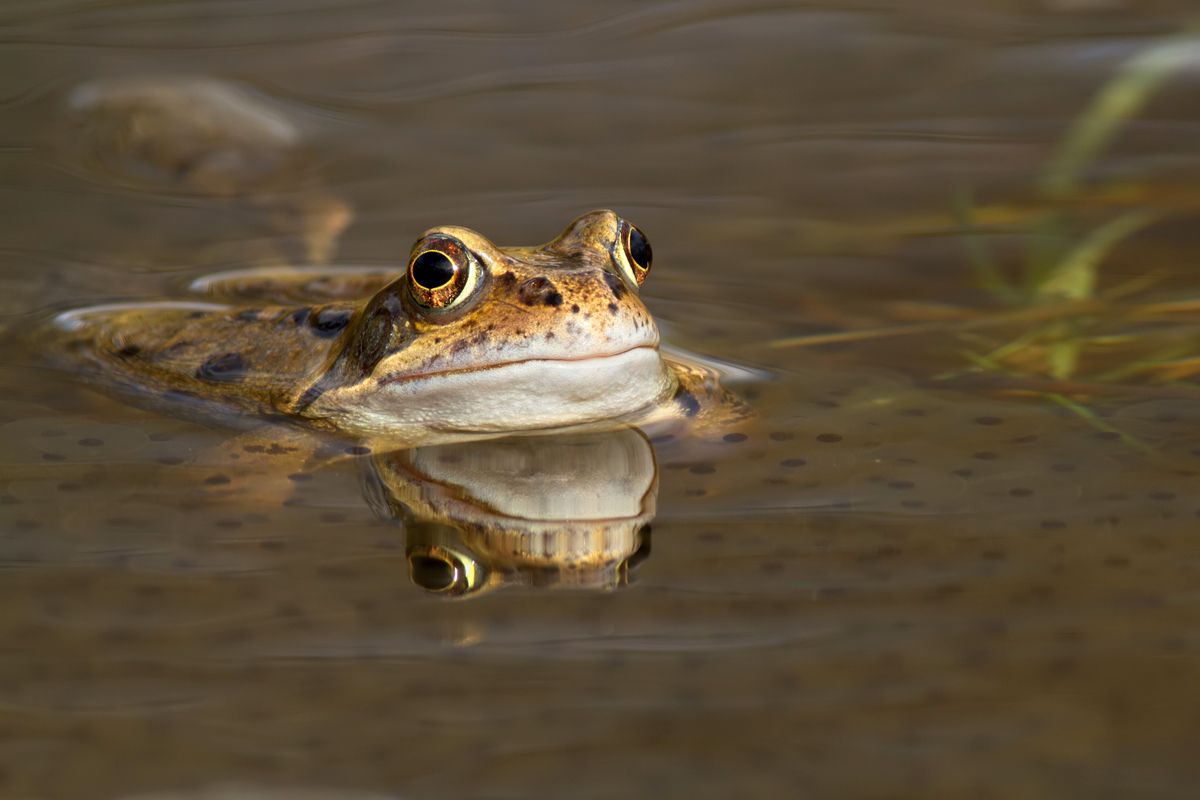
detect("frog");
top-left (49, 208), bottom-right (749, 448)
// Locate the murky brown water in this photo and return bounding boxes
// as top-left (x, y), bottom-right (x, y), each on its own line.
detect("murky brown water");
top-left (4, 1), bottom-right (1200, 798)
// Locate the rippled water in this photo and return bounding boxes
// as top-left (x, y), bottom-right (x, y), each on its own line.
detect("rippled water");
top-left (3, 1), bottom-right (1200, 797)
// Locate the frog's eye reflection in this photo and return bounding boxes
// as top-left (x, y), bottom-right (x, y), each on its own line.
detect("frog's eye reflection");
top-left (407, 236), bottom-right (476, 310)
top-left (410, 553), bottom-right (457, 592)
top-left (617, 220), bottom-right (652, 287)
top-left (407, 547), bottom-right (484, 596)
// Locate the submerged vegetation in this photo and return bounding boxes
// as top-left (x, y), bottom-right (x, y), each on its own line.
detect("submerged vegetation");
top-left (773, 27), bottom-right (1200, 437)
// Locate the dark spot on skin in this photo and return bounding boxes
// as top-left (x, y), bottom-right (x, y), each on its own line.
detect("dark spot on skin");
top-left (723, 433), bottom-right (747, 443)
top-left (673, 386), bottom-right (700, 418)
top-left (545, 332), bottom-right (555, 341)
top-left (498, 271), bottom-right (517, 287)
top-left (345, 446), bottom-right (371, 456)
top-left (311, 308), bottom-right (352, 337)
top-left (157, 342), bottom-right (191, 360)
top-left (602, 271), bottom-right (626, 300)
top-left (545, 291), bottom-right (563, 307)
top-left (287, 308), bottom-right (312, 325)
top-left (204, 474), bottom-right (232, 486)
top-left (607, 303), bottom-right (618, 315)
top-left (816, 433), bottom-right (842, 443)
top-left (197, 352), bottom-right (246, 383)
top-left (243, 445), bottom-right (265, 454)
top-left (571, 304), bottom-right (580, 313)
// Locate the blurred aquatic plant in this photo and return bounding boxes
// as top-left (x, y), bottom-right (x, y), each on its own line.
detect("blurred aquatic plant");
top-left (773, 27), bottom-right (1200, 407)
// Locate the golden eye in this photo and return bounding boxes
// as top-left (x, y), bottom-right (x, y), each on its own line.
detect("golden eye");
top-left (407, 546), bottom-right (484, 596)
top-left (617, 220), bottom-right (652, 287)
top-left (407, 236), bottom-right (476, 309)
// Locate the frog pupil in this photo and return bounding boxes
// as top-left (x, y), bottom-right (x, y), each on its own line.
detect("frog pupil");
top-left (412, 250), bottom-right (457, 289)
top-left (628, 226), bottom-right (652, 271)
top-left (410, 554), bottom-right (457, 591)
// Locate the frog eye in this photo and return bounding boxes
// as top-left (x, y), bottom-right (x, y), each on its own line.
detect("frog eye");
top-left (407, 547), bottom-right (484, 597)
top-left (407, 236), bottom-right (479, 310)
top-left (616, 220), bottom-right (653, 287)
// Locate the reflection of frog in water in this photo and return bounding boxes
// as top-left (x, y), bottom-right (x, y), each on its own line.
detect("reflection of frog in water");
top-left (362, 429), bottom-right (656, 597)
top-left (49, 77), bottom-right (750, 449)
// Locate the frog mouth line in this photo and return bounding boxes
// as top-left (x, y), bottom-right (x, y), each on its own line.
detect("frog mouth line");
top-left (377, 344), bottom-right (660, 387)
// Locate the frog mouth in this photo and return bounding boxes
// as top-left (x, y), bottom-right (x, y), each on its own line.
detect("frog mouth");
top-left (378, 344), bottom-right (661, 387)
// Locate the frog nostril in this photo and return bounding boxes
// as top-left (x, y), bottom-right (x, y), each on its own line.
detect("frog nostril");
top-left (517, 277), bottom-right (564, 308)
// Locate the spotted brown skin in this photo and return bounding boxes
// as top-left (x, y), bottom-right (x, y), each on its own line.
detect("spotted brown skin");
top-left (49, 210), bottom-right (736, 442)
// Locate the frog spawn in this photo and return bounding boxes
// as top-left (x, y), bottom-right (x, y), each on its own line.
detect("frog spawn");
top-left (650, 370), bottom-right (1200, 538)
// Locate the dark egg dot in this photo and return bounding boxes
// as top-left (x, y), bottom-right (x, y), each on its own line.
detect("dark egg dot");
top-left (78, 438), bottom-right (103, 447)
top-left (628, 225), bottom-right (652, 270)
top-left (780, 458), bottom-right (806, 468)
top-left (411, 250), bottom-right (456, 289)
top-left (975, 417), bottom-right (1003, 426)
top-left (689, 464), bottom-right (717, 475)
top-left (723, 433), bottom-right (748, 443)
top-left (816, 433), bottom-right (842, 443)
top-left (204, 474), bottom-right (232, 486)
